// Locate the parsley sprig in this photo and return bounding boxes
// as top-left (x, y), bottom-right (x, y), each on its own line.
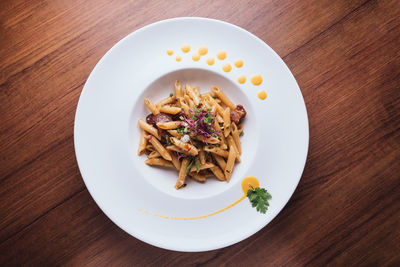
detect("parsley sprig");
top-left (247, 186), bottom-right (272, 214)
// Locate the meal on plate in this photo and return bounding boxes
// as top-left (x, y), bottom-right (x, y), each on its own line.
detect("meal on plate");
top-left (137, 81), bottom-right (246, 189)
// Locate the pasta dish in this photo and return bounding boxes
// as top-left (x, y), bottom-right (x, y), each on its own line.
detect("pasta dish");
top-left (137, 81), bottom-right (246, 189)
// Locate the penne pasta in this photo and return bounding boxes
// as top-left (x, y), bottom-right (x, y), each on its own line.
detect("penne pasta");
top-left (167, 130), bottom-right (180, 138)
top-left (157, 121), bottom-right (182, 130)
top-left (231, 123), bottom-right (242, 154)
top-left (204, 145), bottom-right (229, 158)
top-left (171, 137), bottom-right (199, 156)
top-left (170, 152), bottom-right (181, 170)
top-left (175, 158), bottom-right (189, 189)
top-left (157, 95), bottom-right (175, 107)
top-left (224, 145), bottom-right (236, 181)
top-left (137, 130), bottom-right (148, 155)
top-left (223, 107), bottom-right (231, 137)
top-left (144, 98), bottom-right (159, 115)
top-left (159, 106), bottom-right (182, 115)
top-left (139, 81), bottom-right (246, 189)
top-left (211, 86), bottom-right (236, 110)
top-left (149, 136), bottom-right (172, 161)
top-left (174, 80), bottom-right (182, 98)
top-left (189, 172), bottom-right (206, 182)
top-left (210, 166), bottom-right (226, 181)
top-left (186, 84), bottom-right (200, 105)
top-left (212, 154), bottom-right (227, 170)
top-left (148, 151), bottom-right (161, 159)
top-left (145, 158), bottom-right (174, 168)
top-left (189, 162), bottom-right (215, 173)
top-left (227, 135), bottom-right (241, 162)
top-left (199, 148), bottom-right (206, 164)
top-left (138, 119), bottom-right (161, 140)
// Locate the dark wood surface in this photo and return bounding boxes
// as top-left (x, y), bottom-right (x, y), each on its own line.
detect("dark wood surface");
top-left (1, 0), bottom-right (399, 265)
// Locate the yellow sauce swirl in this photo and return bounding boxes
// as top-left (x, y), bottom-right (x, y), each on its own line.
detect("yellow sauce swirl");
top-left (166, 49), bottom-right (173, 56)
top-left (138, 177), bottom-right (260, 220)
top-left (175, 55), bottom-right (182, 62)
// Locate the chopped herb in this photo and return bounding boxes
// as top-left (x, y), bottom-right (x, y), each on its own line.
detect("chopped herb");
top-left (181, 107), bottom-right (184, 110)
top-left (185, 157), bottom-right (194, 175)
top-left (206, 108), bottom-right (212, 112)
top-left (239, 131), bottom-right (244, 137)
top-left (195, 158), bottom-right (201, 172)
top-left (169, 93), bottom-right (173, 97)
top-left (212, 95), bottom-right (216, 98)
top-left (247, 186), bottom-right (272, 214)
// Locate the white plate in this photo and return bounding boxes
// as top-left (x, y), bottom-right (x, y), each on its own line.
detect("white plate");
top-left (74, 17), bottom-right (308, 252)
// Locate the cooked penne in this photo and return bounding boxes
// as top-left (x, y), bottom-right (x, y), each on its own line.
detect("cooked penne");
top-left (171, 137), bottom-right (198, 156)
top-left (148, 151), bottom-right (161, 159)
top-left (157, 95), bottom-right (175, 107)
top-left (204, 145), bottom-right (229, 158)
top-left (138, 81), bottom-right (246, 189)
top-left (174, 80), bottom-right (182, 98)
top-left (211, 86), bottom-right (236, 110)
top-left (175, 158), bottom-right (189, 189)
top-left (168, 130), bottom-right (180, 138)
top-left (149, 136), bottom-right (172, 161)
top-left (138, 119), bottom-right (161, 140)
top-left (159, 106), bottom-right (182, 115)
top-left (189, 172), bottom-right (206, 182)
top-left (213, 154), bottom-right (227, 170)
top-left (227, 135), bottom-right (241, 162)
top-left (186, 84), bottom-right (200, 105)
top-left (157, 121), bottom-right (182, 130)
top-left (210, 166), bottom-right (226, 181)
top-left (224, 145), bottom-right (236, 181)
top-left (195, 135), bottom-right (220, 144)
top-left (231, 123), bottom-right (241, 154)
top-left (189, 162), bottom-right (215, 173)
top-left (170, 152), bottom-right (181, 170)
top-left (144, 98), bottom-right (159, 115)
top-left (145, 158), bottom-right (174, 167)
top-left (199, 148), bottom-right (206, 164)
top-left (214, 120), bottom-right (228, 150)
top-left (137, 130), bottom-right (148, 155)
top-left (223, 107), bottom-right (231, 137)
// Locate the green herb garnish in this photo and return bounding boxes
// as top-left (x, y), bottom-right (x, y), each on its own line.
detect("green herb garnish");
top-left (247, 186), bottom-right (272, 214)
top-left (195, 159), bottom-right (201, 172)
top-left (169, 93), bottom-right (173, 97)
top-left (185, 157), bottom-right (194, 175)
top-left (239, 131), bottom-right (244, 137)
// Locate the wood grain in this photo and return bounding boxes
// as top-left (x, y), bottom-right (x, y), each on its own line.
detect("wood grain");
top-left (1, 0), bottom-right (399, 265)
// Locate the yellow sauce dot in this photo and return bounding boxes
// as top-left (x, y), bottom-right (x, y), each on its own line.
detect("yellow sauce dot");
top-left (257, 90), bottom-right (267, 100)
top-left (192, 53), bottom-right (200, 61)
top-left (241, 176), bottom-right (260, 194)
top-left (198, 46), bottom-right (208, 55)
top-left (206, 57), bottom-right (215, 65)
top-left (175, 55), bottom-right (182, 62)
top-left (217, 50), bottom-right (227, 60)
top-left (234, 59), bottom-right (243, 67)
top-left (251, 74), bottom-right (263, 85)
top-left (166, 49), bottom-right (173, 56)
top-left (222, 63), bottom-right (232, 72)
top-left (237, 75), bottom-right (246, 84)
top-left (181, 44), bottom-right (190, 53)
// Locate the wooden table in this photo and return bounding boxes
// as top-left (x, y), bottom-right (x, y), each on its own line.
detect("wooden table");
top-left (1, 0), bottom-right (399, 265)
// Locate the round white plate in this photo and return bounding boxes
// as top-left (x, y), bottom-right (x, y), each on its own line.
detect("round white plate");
top-left (74, 17), bottom-right (308, 252)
